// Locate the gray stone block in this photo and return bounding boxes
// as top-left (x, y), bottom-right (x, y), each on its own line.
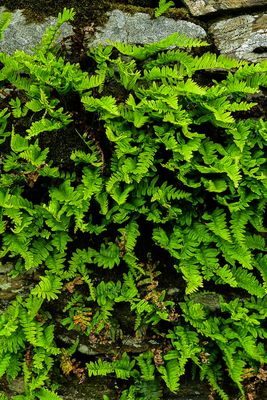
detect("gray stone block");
top-left (90, 9), bottom-right (206, 46)
top-left (0, 7), bottom-right (73, 54)
top-left (183, 0), bottom-right (267, 16)
top-left (210, 13), bottom-right (267, 62)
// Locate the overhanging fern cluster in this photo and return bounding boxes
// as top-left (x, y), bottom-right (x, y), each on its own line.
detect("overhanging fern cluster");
top-left (0, 8), bottom-right (266, 400)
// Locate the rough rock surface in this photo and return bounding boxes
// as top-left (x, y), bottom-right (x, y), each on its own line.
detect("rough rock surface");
top-left (90, 9), bottom-right (206, 46)
top-left (0, 262), bottom-right (35, 318)
top-left (183, 0), bottom-right (267, 16)
top-left (209, 13), bottom-right (267, 62)
top-left (0, 7), bottom-right (73, 54)
top-left (0, 262), bottom-right (30, 302)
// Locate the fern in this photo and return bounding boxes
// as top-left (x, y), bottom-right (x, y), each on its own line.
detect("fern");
top-left (36, 388), bottom-right (62, 400)
top-left (111, 33), bottom-right (208, 61)
top-left (180, 264), bottom-right (203, 294)
top-left (94, 243), bottom-right (120, 269)
top-left (0, 354), bottom-right (11, 378)
top-left (157, 359), bottom-right (180, 393)
top-left (31, 274), bottom-right (63, 300)
top-left (155, 0), bottom-right (175, 18)
top-left (232, 267), bottom-right (266, 298)
top-left (215, 265), bottom-right (238, 287)
top-left (26, 118), bottom-right (66, 139)
top-left (0, 11), bottom-right (12, 41)
top-left (230, 211), bottom-right (250, 246)
top-left (118, 220), bottom-right (140, 254)
top-left (201, 366), bottom-right (229, 400)
top-left (221, 346), bottom-right (245, 396)
top-left (87, 353), bottom-right (135, 380)
top-left (35, 8), bottom-right (75, 55)
top-left (0, 10), bottom-right (266, 400)
top-left (203, 209), bottom-right (232, 242)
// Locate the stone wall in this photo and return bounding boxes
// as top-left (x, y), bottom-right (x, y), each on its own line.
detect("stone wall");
top-left (0, 0), bottom-right (266, 62)
top-left (90, 1), bottom-right (267, 63)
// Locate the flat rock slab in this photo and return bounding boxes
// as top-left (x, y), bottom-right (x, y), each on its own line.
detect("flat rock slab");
top-left (209, 13), bottom-right (267, 62)
top-left (90, 9), bottom-right (206, 46)
top-left (0, 7), bottom-right (73, 54)
top-left (183, 0), bottom-right (267, 16)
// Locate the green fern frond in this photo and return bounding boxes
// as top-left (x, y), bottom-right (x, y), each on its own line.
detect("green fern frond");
top-left (232, 267), bottom-right (266, 298)
top-left (87, 353), bottom-right (135, 380)
top-left (157, 359), bottom-right (180, 393)
top-left (155, 0), bottom-right (175, 18)
top-left (36, 388), bottom-right (62, 400)
top-left (0, 11), bottom-right (12, 41)
top-left (180, 263), bottom-right (203, 294)
top-left (31, 274), bottom-right (63, 301)
top-left (111, 33), bottom-right (208, 61)
top-left (230, 211), bottom-right (250, 246)
top-left (94, 243), bottom-right (120, 269)
top-left (215, 265), bottom-right (238, 287)
top-left (221, 347), bottom-right (245, 396)
top-left (203, 209), bottom-right (232, 242)
top-left (26, 118), bottom-right (65, 139)
top-left (0, 354), bottom-right (11, 378)
top-left (36, 8), bottom-right (75, 55)
top-left (201, 366), bottom-right (229, 400)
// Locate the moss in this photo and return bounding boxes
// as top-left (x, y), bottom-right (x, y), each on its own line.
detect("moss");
top-left (110, 2), bottom-right (155, 17)
top-left (110, 2), bottom-right (192, 20)
top-left (1, 0), bottom-right (196, 28)
top-left (1, 0), bottom-right (114, 27)
top-left (167, 7), bottom-right (191, 19)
